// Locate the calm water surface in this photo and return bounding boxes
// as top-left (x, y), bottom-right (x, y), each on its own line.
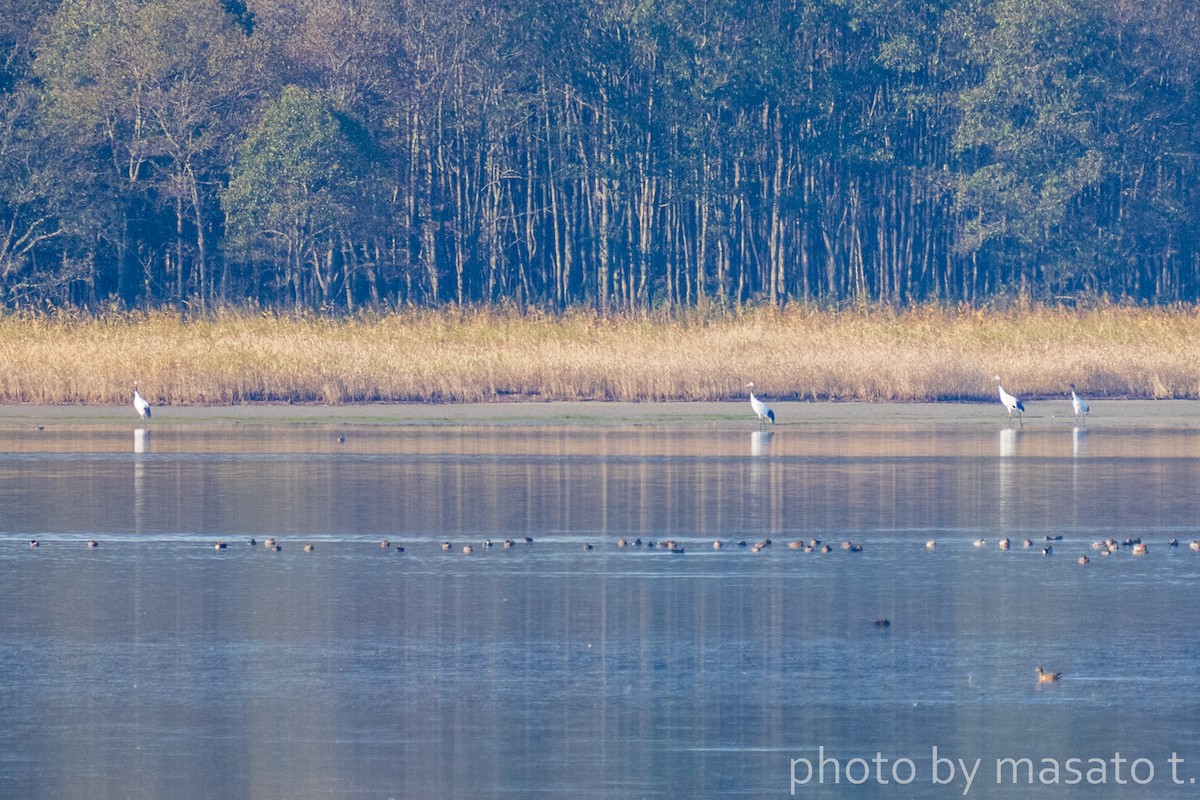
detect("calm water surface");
top-left (2, 420), bottom-right (1200, 799)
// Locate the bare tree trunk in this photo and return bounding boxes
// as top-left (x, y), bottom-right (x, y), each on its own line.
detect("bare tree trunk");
top-left (597, 175), bottom-right (610, 313)
top-left (189, 169), bottom-right (207, 306)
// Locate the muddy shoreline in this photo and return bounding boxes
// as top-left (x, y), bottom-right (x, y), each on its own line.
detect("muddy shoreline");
top-left (0, 399), bottom-right (1196, 428)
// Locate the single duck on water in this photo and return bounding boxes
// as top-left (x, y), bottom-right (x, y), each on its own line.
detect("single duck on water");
top-left (1036, 666), bottom-right (1063, 684)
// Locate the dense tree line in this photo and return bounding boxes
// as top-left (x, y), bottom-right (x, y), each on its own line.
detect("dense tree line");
top-left (0, 0), bottom-right (1198, 312)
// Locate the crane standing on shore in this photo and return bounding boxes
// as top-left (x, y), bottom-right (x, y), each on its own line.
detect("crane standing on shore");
top-left (746, 382), bottom-right (775, 426)
top-left (995, 376), bottom-right (1024, 422)
top-left (133, 382), bottom-right (152, 419)
top-left (1070, 384), bottom-right (1089, 421)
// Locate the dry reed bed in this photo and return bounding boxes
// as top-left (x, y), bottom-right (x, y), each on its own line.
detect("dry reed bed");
top-left (1, 306), bottom-right (1198, 405)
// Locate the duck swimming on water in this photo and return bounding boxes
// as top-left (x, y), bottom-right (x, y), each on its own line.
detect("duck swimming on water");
top-left (1036, 666), bottom-right (1062, 684)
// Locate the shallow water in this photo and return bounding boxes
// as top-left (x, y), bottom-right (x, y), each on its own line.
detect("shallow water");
top-left (1, 421), bottom-right (1199, 798)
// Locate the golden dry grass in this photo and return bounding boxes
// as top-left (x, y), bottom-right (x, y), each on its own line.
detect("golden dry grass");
top-left (0, 305), bottom-right (1197, 405)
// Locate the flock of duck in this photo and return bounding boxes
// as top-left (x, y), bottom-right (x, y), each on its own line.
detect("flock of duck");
top-left (947, 533), bottom-right (1185, 564)
top-left (27, 533), bottom-right (1200, 563)
top-left (23, 534), bottom-right (843, 554)
top-left (24, 532), bottom-right (1075, 685)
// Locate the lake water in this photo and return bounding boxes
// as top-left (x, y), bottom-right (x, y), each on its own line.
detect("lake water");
top-left (2, 417), bottom-right (1200, 799)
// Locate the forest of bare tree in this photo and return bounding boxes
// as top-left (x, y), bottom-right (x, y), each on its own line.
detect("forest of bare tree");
top-left (1, 0), bottom-right (1198, 312)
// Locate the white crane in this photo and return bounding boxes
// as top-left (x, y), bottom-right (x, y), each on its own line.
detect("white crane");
top-left (745, 382), bottom-right (775, 426)
top-left (133, 381), bottom-right (152, 419)
top-left (1069, 384), bottom-right (1089, 420)
top-left (994, 376), bottom-right (1024, 421)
